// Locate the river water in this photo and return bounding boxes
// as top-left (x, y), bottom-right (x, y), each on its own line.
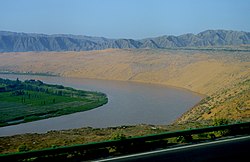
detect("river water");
top-left (0, 74), bottom-right (203, 136)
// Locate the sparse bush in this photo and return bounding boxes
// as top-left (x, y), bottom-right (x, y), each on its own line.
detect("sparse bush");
top-left (51, 145), bottom-right (59, 148)
top-left (111, 133), bottom-right (127, 140)
top-left (17, 144), bottom-right (29, 152)
top-left (213, 118), bottom-right (231, 136)
top-left (208, 133), bottom-right (216, 139)
top-left (213, 118), bottom-right (229, 126)
top-left (176, 135), bottom-right (193, 143)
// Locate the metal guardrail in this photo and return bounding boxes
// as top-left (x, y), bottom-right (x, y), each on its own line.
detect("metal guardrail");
top-left (1, 122), bottom-right (250, 161)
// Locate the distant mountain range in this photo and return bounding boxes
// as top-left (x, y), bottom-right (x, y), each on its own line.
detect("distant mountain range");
top-left (0, 30), bottom-right (250, 52)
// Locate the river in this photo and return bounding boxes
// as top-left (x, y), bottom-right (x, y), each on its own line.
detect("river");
top-left (0, 74), bottom-right (203, 136)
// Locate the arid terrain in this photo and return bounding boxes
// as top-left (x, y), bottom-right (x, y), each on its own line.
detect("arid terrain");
top-left (0, 123), bottom-right (208, 154)
top-left (0, 48), bottom-right (249, 121)
top-left (0, 47), bottom-right (249, 153)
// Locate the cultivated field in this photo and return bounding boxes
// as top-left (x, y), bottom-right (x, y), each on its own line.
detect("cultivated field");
top-left (0, 78), bottom-right (108, 126)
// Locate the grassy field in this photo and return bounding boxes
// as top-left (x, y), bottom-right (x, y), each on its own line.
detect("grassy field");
top-left (0, 78), bottom-right (108, 127)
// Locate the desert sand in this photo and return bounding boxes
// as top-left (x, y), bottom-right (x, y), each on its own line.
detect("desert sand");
top-left (0, 48), bottom-right (249, 122)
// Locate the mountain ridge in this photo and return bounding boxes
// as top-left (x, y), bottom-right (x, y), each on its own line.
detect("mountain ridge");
top-left (0, 29), bottom-right (250, 52)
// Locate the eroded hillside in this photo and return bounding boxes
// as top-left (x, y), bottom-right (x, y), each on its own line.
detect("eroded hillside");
top-left (175, 79), bottom-right (250, 123)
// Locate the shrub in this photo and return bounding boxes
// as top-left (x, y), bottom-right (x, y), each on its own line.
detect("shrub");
top-left (213, 118), bottom-right (229, 126)
top-left (213, 118), bottom-right (231, 136)
top-left (176, 135), bottom-right (193, 143)
top-left (111, 133), bottom-right (127, 140)
top-left (17, 144), bottom-right (29, 152)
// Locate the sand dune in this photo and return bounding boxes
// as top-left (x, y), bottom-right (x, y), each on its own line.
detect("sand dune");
top-left (0, 48), bottom-right (249, 122)
top-left (0, 49), bottom-right (249, 94)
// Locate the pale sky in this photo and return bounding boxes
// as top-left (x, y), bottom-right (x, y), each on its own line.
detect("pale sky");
top-left (0, 0), bottom-right (250, 39)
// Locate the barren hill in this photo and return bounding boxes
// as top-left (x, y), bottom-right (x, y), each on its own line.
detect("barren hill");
top-left (1, 30), bottom-right (250, 52)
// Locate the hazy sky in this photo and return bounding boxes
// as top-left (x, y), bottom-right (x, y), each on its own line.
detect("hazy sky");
top-left (0, 0), bottom-right (250, 39)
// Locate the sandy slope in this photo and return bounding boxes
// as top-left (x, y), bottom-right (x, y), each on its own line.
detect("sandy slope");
top-left (0, 48), bottom-right (249, 122)
top-left (0, 49), bottom-right (249, 94)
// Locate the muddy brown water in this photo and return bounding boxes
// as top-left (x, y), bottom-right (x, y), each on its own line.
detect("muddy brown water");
top-left (0, 74), bottom-right (203, 136)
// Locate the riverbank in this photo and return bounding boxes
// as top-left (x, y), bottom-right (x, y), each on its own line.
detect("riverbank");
top-left (0, 78), bottom-right (108, 127)
top-left (0, 48), bottom-right (249, 154)
top-left (0, 48), bottom-right (249, 122)
top-left (0, 74), bottom-right (202, 136)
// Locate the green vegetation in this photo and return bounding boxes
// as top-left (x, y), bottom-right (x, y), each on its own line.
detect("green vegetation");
top-left (17, 144), bottom-right (30, 152)
top-left (0, 78), bottom-right (108, 127)
top-left (0, 71), bottom-right (57, 77)
top-left (111, 133), bottom-right (127, 140)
